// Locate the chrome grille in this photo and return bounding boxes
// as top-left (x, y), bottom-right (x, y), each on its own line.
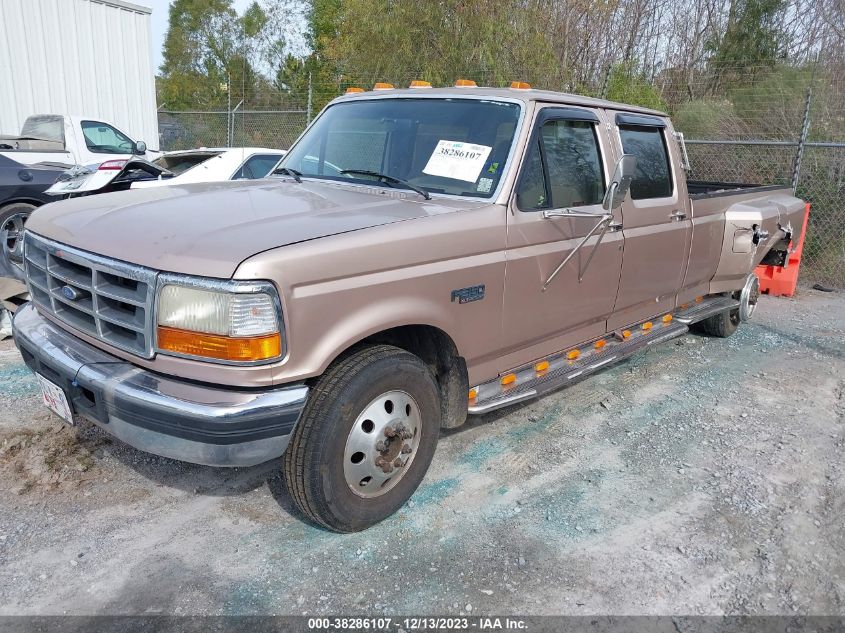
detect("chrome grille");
top-left (23, 232), bottom-right (157, 358)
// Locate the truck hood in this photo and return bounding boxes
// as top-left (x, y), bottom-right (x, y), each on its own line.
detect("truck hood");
top-left (25, 179), bottom-right (476, 278)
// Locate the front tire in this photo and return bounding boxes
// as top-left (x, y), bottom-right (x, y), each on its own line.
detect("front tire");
top-left (283, 344), bottom-right (441, 532)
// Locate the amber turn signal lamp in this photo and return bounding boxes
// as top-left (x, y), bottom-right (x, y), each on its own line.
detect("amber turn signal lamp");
top-left (501, 373), bottom-right (516, 386)
top-left (157, 326), bottom-right (281, 362)
top-left (468, 387), bottom-right (478, 401)
top-left (535, 360), bottom-right (550, 373)
top-left (345, 87), bottom-right (364, 94)
top-left (510, 81), bottom-right (531, 89)
top-left (455, 79), bottom-right (477, 87)
top-left (373, 82), bottom-right (394, 90)
top-left (409, 80), bottom-right (432, 88)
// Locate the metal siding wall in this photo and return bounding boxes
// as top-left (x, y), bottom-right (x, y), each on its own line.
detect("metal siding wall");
top-left (0, 0), bottom-right (157, 150)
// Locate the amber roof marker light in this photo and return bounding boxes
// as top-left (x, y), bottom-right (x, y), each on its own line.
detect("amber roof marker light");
top-left (345, 87), bottom-right (364, 94)
top-left (454, 79), bottom-right (477, 87)
top-left (409, 80), bottom-right (432, 88)
top-left (373, 82), bottom-right (394, 90)
top-left (510, 81), bottom-right (531, 90)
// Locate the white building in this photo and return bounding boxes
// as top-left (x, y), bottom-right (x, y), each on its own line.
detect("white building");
top-left (0, 0), bottom-right (158, 149)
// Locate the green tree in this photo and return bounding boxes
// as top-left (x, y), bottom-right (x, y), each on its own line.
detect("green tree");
top-left (708, 0), bottom-right (787, 87)
top-left (159, 0), bottom-right (268, 109)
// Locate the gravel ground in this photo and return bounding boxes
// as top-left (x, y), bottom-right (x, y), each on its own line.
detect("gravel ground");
top-left (0, 289), bottom-right (842, 616)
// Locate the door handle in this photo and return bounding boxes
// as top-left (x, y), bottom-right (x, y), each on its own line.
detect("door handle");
top-left (669, 209), bottom-right (687, 221)
top-left (608, 221), bottom-right (623, 232)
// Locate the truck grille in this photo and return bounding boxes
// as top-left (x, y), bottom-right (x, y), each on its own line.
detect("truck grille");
top-left (23, 232), bottom-right (157, 358)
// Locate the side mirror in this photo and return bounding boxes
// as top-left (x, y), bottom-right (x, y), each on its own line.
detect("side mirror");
top-left (134, 140), bottom-right (147, 155)
top-left (602, 154), bottom-right (637, 211)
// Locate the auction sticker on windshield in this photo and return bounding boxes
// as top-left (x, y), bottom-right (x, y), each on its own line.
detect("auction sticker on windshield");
top-left (423, 140), bottom-right (492, 183)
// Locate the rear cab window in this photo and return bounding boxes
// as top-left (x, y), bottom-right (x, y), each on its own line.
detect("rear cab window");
top-left (616, 114), bottom-right (674, 199)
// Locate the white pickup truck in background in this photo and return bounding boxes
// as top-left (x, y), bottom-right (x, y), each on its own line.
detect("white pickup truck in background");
top-left (0, 114), bottom-right (159, 166)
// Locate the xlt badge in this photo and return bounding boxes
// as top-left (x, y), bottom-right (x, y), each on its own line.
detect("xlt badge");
top-left (451, 285), bottom-right (485, 304)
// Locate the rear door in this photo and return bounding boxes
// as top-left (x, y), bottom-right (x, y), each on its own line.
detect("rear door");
top-left (501, 105), bottom-right (623, 370)
top-left (608, 113), bottom-right (692, 331)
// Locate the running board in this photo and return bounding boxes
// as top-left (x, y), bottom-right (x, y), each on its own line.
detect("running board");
top-left (674, 295), bottom-right (739, 324)
top-left (468, 320), bottom-right (689, 415)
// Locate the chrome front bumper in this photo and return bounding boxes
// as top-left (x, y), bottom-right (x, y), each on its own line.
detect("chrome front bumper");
top-left (12, 303), bottom-right (308, 467)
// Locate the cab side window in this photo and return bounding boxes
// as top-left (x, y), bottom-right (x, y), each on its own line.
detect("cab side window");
top-left (234, 154), bottom-right (283, 179)
top-left (618, 125), bottom-right (673, 199)
top-left (516, 119), bottom-right (605, 211)
top-left (81, 121), bottom-right (135, 155)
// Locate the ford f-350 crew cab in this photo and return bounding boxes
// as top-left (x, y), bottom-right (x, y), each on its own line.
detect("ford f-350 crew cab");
top-left (13, 85), bottom-right (805, 532)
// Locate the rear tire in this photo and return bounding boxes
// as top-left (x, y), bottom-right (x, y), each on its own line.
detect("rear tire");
top-left (697, 308), bottom-right (740, 338)
top-left (283, 344), bottom-right (441, 532)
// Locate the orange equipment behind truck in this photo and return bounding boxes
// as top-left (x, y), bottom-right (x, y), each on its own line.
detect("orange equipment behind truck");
top-left (755, 202), bottom-right (811, 297)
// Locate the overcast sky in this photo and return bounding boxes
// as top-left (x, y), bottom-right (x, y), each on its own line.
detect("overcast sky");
top-left (144, 0), bottom-right (255, 73)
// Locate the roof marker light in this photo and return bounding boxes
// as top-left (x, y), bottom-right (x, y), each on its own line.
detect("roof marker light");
top-left (345, 87), bottom-right (364, 94)
top-left (662, 314), bottom-right (673, 323)
top-left (510, 81), bottom-right (531, 90)
top-left (409, 80), bottom-right (432, 88)
top-left (454, 79), bottom-right (477, 87)
top-left (642, 321), bottom-right (653, 331)
top-left (373, 82), bottom-right (394, 90)
top-left (535, 360), bottom-right (550, 373)
top-left (566, 349), bottom-right (580, 361)
top-left (501, 373), bottom-right (516, 386)
top-left (595, 339), bottom-right (606, 349)
top-left (622, 330), bottom-right (632, 339)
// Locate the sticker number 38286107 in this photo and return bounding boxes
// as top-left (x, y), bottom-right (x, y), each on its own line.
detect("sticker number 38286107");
top-left (423, 140), bottom-right (492, 183)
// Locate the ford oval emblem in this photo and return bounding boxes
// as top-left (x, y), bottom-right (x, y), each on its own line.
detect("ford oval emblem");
top-left (61, 285), bottom-right (81, 301)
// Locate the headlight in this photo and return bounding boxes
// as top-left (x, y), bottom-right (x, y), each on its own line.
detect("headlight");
top-left (155, 278), bottom-right (283, 363)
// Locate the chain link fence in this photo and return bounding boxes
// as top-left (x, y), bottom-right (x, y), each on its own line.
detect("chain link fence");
top-left (158, 110), bottom-right (307, 151)
top-left (686, 140), bottom-right (845, 287)
top-left (157, 68), bottom-right (844, 288)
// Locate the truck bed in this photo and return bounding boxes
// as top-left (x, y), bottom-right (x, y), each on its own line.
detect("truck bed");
top-left (687, 180), bottom-right (788, 199)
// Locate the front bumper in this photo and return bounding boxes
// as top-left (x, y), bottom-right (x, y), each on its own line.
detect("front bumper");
top-left (12, 303), bottom-right (308, 467)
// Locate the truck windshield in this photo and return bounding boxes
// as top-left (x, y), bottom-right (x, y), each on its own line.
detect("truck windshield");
top-left (280, 98), bottom-right (521, 198)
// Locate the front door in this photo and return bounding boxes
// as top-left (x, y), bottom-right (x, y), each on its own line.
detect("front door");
top-left (608, 114), bottom-right (692, 331)
top-left (500, 106), bottom-right (623, 371)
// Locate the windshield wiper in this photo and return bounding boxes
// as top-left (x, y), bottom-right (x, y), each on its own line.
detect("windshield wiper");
top-left (273, 166), bottom-right (302, 183)
top-left (340, 169), bottom-right (431, 200)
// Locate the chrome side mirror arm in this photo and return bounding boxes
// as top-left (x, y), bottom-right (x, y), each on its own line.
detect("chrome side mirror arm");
top-left (542, 211), bottom-right (614, 291)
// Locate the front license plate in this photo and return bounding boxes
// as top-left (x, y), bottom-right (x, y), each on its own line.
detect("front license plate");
top-left (36, 374), bottom-right (74, 425)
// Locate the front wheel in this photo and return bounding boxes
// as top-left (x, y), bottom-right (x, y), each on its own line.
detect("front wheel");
top-left (283, 344), bottom-right (441, 532)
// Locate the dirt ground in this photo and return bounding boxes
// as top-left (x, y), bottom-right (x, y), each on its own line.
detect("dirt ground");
top-left (0, 288), bottom-right (842, 616)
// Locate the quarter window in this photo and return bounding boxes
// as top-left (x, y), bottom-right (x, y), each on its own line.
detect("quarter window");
top-left (516, 119), bottom-right (605, 211)
top-left (618, 125), bottom-right (673, 199)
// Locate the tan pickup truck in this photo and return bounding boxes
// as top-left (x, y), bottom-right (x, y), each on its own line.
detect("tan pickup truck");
top-left (13, 84), bottom-right (805, 531)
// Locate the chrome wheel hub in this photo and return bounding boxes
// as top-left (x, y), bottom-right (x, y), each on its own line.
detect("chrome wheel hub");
top-left (343, 390), bottom-right (421, 498)
top-left (2, 212), bottom-right (27, 270)
top-left (739, 274), bottom-right (760, 322)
